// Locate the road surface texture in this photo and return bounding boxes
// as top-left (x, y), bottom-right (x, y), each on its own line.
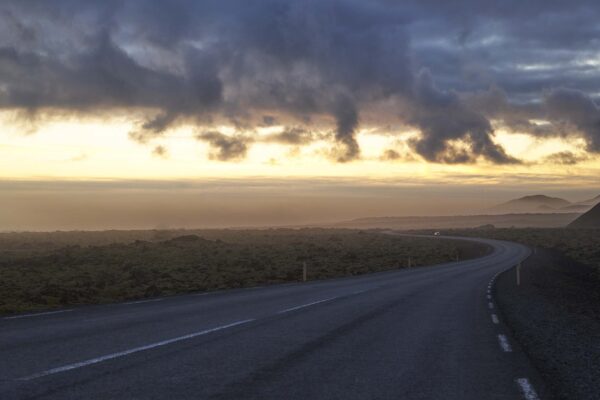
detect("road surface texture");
top-left (0, 236), bottom-right (550, 399)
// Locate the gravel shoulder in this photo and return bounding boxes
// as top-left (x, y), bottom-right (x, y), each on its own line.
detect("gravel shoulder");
top-left (496, 247), bottom-right (600, 400)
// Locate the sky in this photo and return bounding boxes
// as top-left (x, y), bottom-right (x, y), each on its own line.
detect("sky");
top-left (1, 0), bottom-right (600, 229)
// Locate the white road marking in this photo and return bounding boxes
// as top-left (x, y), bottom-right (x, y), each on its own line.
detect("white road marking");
top-left (487, 294), bottom-right (492, 299)
top-left (497, 334), bottom-right (512, 352)
top-left (4, 310), bottom-right (73, 320)
top-left (18, 319), bottom-right (254, 381)
top-left (488, 302), bottom-right (494, 309)
top-left (123, 299), bottom-right (164, 305)
top-left (491, 314), bottom-right (499, 324)
top-left (277, 297), bottom-right (338, 314)
top-left (516, 378), bottom-right (540, 400)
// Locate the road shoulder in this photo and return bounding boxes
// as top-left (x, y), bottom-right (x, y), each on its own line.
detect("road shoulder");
top-left (496, 248), bottom-right (600, 400)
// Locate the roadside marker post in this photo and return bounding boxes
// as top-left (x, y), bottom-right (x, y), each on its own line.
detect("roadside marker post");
top-left (303, 261), bottom-right (307, 282)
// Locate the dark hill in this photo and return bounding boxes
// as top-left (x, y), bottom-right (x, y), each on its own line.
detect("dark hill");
top-left (490, 195), bottom-right (571, 214)
top-left (569, 203), bottom-right (600, 228)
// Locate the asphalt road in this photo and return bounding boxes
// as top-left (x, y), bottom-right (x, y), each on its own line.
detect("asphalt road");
top-left (0, 236), bottom-right (548, 400)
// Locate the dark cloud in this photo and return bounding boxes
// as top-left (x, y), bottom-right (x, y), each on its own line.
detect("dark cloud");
top-left (196, 127), bottom-right (319, 161)
top-left (263, 127), bottom-right (316, 146)
top-left (544, 151), bottom-right (589, 165)
top-left (130, 113), bottom-right (178, 144)
top-left (262, 115), bottom-right (277, 126)
top-left (196, 131), bottom-right (251, 161)
top-left (152, 145), bottom-right (169, 159)
top-left (405, 1), bottom-right (600, 96)
top-left (406, 71), bottom-right (519, 164)
top-left (380, 149), bottom-right (401, 161)
top-left (0, 0), bottom-right (413, 162)
top-left (332, 95), bottom-right (360, 162)
top-left (379, 147), bottom-right (417, 162)
top-left (1, 0), bottom-right (599, 162)
top-left (544, 89), bottom-right (600, 151)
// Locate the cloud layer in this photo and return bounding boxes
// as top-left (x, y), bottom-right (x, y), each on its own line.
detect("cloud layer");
top-left (1, 0), bottom-right (599, 163)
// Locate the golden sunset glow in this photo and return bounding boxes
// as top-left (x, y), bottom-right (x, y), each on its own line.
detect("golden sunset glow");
top-left (2, 113), bottom-right (598, 185)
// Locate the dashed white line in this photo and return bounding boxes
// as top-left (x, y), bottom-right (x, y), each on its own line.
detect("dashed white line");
top-left (491, 314), bottom-right (499, 324)
top-left (4, 310), bottom-right (73, 320)
top-left (497, 334), bottom-right (513, 352)
top-left (516, 378), bottom-right (540, 400)
top-left (488, 302), bottom-right (494, 309)
top-left (277, 297), bottom-right (339, 314)
top-left (18, 319), bottom-right (255, 381)
top-left (487, 294), bottom-right (492, 299)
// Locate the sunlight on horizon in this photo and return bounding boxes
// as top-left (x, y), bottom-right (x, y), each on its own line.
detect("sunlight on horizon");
top-left (2, 113), bottom-right (597, 184)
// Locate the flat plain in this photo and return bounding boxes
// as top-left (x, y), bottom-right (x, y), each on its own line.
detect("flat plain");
top-left (0, 229), bottom-right (486, 315)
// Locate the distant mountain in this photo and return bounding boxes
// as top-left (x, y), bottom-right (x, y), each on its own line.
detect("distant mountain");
top-left (568, 203), bottom-right (600, 228)
top-left (490, 195), bottom-right (571, 214)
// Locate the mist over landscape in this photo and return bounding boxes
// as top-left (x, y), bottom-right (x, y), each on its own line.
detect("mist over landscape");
top-left (2, 177), bottom-right (600, 231)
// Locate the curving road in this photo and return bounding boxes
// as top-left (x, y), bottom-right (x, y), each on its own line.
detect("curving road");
top-left (0, 236), bottom-right (548, 399)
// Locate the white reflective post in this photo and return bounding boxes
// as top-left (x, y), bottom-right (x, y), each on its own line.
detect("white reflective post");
top-left (303, 261), bottom-right (307, 282)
